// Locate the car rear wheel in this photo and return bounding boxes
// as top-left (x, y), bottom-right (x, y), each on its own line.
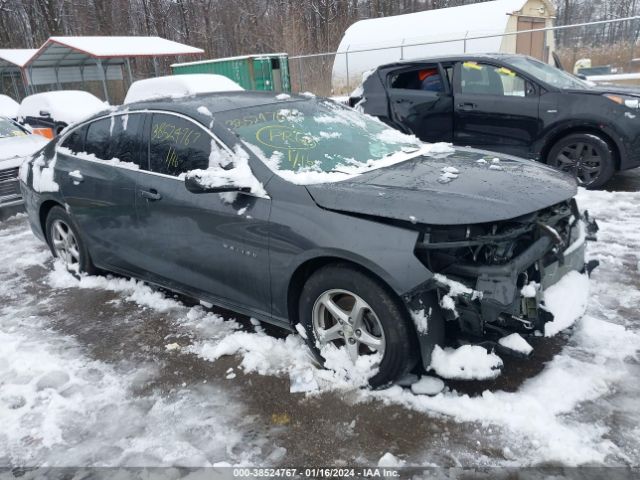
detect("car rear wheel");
top-left (45, 206), bottom-right (96, 275)
top-left (547, 133), bottom-right (615, 189)
top-left (298, 264), bottom-right (417, 388)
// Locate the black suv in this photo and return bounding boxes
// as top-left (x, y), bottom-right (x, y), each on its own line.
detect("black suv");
top-left (350, 53), bottom-right (640, 188)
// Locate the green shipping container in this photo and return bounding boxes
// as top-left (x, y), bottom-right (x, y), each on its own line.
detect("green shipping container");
top-left (171, 53), bottom-right (291, 92)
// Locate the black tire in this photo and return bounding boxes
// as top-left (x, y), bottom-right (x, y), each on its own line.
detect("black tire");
top-left (45, 206), bottom-right (96, 275)
top-left (547, 133), bottom-right (616, 189)
top-left (298, 264), bottom-right (418, 388)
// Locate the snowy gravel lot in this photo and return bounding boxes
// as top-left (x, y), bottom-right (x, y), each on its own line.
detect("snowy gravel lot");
top-left (0, 185), bottom-right (639, 470)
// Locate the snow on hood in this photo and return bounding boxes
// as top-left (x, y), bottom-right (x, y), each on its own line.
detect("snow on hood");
top-left (124, 74), bottom-right (243, 104)
top-left (18, 90), bottom-right (108, 125)
top-left (0, 134), bottom-right (48, 169)
top-left (305, 148), bottom-right (578, 225)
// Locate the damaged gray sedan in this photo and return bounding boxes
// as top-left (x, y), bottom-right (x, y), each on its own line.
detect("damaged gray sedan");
top-left (19, 92), bottom-right (597, 387)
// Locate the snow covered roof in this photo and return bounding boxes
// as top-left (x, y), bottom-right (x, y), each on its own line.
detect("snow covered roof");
top-left (124, 74), bottom-right (243, 104)
top-left (0, 49), bottom-right (38, 68)
top-left (337, 0), bottom-right (543, 52)
top-left (25, 36), bottom-right (203, 68)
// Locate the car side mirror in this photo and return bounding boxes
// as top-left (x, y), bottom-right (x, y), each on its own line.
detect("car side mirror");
top-left (576, 74), bottom-right (587, 80)
top-left (184, 174), bottom-right (250, 194)
top-left (39, 110), bottom-right (51, 118)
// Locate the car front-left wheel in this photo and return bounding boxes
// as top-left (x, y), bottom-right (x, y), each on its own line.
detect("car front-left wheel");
top-left (45, 206), bottom-right (96, 275)
top-left (298, 264), bottom-right (418, 388)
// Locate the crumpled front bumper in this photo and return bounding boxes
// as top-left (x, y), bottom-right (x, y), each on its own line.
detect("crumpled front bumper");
top-left (405, 210), bottom-right (598, 367)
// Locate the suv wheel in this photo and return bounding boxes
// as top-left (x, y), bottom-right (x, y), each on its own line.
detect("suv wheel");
top-left (547, 133), bottom-right (615, 189)
top-left (45, 206), bottom-right (96, 275)
top-left (298, 264), bottom-right (417, 388)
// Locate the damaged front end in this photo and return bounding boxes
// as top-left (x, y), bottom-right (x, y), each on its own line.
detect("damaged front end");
top-left (406, 199), bottom-right (598, 364)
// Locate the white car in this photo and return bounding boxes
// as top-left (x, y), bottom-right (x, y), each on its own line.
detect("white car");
top-left (0, 116), bottom-right (48, 211)
top-left (124, 74), bottom-right (243, 104)
top-left (18, 90), bottom-right (107, 138)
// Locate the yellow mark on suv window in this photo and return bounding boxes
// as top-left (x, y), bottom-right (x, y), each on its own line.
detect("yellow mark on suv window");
top-left (463, 61), bottom-right (482, 70)
top-left (496, 67), bottom-right (516, 77)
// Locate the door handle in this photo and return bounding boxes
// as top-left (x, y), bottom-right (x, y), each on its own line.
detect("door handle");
top-left (68, 170), bottom-right (84, 182)
top-left (457, 102), bottom-right (477, 111)
top-left (140, 189), bottom-right (162, 201)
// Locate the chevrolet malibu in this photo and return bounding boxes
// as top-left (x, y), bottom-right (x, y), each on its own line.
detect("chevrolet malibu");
top-left (20, 92), bottom-right (596, 387)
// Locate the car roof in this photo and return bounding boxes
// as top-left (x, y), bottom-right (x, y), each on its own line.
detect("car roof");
top-left (91, 91), bottom-right (313, 128)
top-left (121, 91), bottom-right (309, 114)
top-left (376, 52), bottom-right (522, 68)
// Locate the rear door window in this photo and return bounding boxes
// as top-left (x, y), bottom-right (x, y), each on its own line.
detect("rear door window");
top-left (149, 113), bottom-right (210, 176)
top-left (84, 118), bottom-right (112, 160)
top-left (111, 114), bottom-right (147, 169)
top-left (390, 64), bottom-right (445, 92)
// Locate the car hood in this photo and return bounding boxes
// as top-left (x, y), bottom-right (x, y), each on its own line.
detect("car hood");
top-left (0, 134), bottom-right (48, 169)
top-left (305, 148), bottom-right (577, 225)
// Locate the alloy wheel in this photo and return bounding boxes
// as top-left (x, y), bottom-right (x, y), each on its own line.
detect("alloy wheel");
top-left (51, 219), bottom-right (80, 271)
top-left (555, 142), bottom-right (603, 186)
top-left (311, 289), bottom-right (385, 363)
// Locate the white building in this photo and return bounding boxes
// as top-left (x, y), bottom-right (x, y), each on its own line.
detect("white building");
top-left (331, 0), bottom-right (556, 93)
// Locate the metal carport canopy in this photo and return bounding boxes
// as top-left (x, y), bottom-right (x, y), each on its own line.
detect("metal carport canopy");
top-left (23, 36), bottom-right (204, 101)
top-left (0, 49), bottom-right (37, 99)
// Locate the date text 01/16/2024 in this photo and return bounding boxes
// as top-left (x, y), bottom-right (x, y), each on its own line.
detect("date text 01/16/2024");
top-left (232, 468), bottom-right (401, 477)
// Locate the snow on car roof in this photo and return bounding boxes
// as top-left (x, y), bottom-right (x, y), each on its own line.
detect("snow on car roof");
top-left (18, 90), bottom-right (108, 125)
top-left (0, 95), bottom-right (20, 118)
top-left (124, 74), bottom-right (244, 104)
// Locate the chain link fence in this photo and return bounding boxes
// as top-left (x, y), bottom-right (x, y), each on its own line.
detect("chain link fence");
top-left (289, 16), bottom-right (640, 97)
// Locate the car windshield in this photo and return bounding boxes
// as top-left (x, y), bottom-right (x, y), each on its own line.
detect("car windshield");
top-left (0, 117), bottom-right (27, 139)
top-left (220, 98), bottom-right (425, 184)
top-left (508, 56), bottom-right (589, 90)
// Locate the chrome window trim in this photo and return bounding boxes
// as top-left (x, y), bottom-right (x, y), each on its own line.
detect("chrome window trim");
top-left (55, 109), bottom-right (268, 196)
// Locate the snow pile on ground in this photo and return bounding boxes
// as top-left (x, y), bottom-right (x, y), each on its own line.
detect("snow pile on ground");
top-left (377, 452), bottom-right (405, 467)
top-left (429, 345), bottom-right (503, 380)
top-left (543, 271), bottom-right (590, 337)
top-left (410, 376), bottom-right (445, 395)
top-left (18, 90), bottom-right (107, 125)
top-left (498, 333), bottom-right (533, 356)
top-left (124, 74), bottom-right (243, 104)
